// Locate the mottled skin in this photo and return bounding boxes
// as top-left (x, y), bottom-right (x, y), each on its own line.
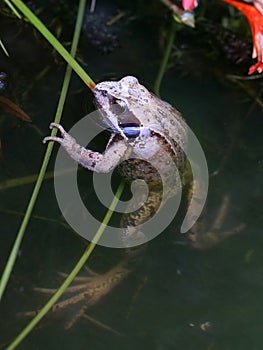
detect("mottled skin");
top-left (41, 76), bottom-right (189, 326)
top-left (44, 76), bottom-right (188, 248)
top-left (44, 76), bottom-right (187, 174)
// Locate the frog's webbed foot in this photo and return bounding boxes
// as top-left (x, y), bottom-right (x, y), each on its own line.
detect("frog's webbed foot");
top-left (43, 122), bottom-right (76, 146)
top-left (22, 262), bottom-right (130, 330)
top-left (187, 222), bottom-right (246, 250)
top-left (180, 196), bottom-right (246, 250)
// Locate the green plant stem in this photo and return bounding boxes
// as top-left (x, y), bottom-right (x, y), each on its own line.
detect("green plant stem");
top-left (0, 0), bottom-right (87, 302)
top-left (5, 0), bottom-right (95, 89)
top-left (0, 39), bottom-right (10, 56)
top-left (6, 181), bottom-right (124, 350)
top-left (154, 21), bottom-right (176, 97)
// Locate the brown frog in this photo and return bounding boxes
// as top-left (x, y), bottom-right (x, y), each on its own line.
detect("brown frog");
top-left (43, 76), bottom-right (188, 248)
top-left (40, 76), bottom-right (189, 327)
top-left (40, 76), bottom-right (240, 328)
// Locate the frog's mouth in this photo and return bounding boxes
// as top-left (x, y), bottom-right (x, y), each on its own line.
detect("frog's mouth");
top-left (119, 123), bottom-right (140, 138)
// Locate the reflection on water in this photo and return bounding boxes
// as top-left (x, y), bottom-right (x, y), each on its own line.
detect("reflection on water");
top-left (0, 3), bottom-right (263, 350)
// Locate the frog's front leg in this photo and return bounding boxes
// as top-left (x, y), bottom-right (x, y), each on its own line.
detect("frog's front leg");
top-left (43, 123), bottom-right (129, 173)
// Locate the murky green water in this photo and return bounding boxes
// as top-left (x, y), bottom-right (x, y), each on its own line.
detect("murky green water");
top-left (0, 1), bottom-right (262, 349)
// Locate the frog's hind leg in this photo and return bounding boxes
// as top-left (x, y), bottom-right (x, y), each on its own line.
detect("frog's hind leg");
top-left (23, 263), bottom-right (130, 328)
top-left (187, 195), bottom-right (246, 250)
top-left (120, 185), bottom-right (163, 249)
top-left (22, 287), bottom-right (92, 319)
top-left (210, 195), bottom-right (230, 231)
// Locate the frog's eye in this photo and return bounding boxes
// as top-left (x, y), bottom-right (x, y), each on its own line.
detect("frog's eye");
top-left (110, 104), bottom-right (125, 116)
top-left (110, 98), bottom-right (127, 116)
top-left (115, 99), bottom-right (126, 108)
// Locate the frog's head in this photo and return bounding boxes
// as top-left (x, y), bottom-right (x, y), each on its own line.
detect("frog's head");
top-left (93, 76), bottom-right (153, 139)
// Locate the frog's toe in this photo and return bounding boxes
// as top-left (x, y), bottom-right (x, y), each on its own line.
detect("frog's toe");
top-left (43, 123), bottom-right (69, 144)
top-left (43, 136), bottom-right (63, 144)
top-left (49, 122), bottom-right (66, 135)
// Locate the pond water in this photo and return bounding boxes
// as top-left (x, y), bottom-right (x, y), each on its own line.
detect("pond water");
top-left (0, 1), bottom-right (262, 349)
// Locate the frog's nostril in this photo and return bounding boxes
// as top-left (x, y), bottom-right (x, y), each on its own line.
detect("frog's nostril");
top-left (101, 90), bottom-right (108, 97)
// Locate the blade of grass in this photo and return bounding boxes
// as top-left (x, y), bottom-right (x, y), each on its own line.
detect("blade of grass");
top-left (5, 0), bottom-right (95, 90)
top-left (3, 0), bottom-right (21, 19)
top-left (0, 0), bottom-right (87, 302)
top-left (0, 39), bottom-right (10, 56)
top-left (6, 180), bottom-right (124, 350)
top-left (154, 21), bottom-right (176, 97)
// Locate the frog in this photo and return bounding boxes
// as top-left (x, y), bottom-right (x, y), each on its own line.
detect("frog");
top-left (40, 75), bottom-right (190, 327)
top-left (43, 75), bottom-right (188, 249)
top-left (40, 76), bottom-right (241, 328)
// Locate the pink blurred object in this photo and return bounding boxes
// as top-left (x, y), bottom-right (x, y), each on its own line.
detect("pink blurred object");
top-left (182, 0), bottom-right (198, 10)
